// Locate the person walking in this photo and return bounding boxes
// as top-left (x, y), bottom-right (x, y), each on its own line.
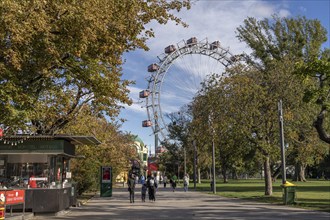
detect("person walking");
top-left (170, 178), bottom-right (177, 192)
top-left (140, 174), bottom-right (145, 185)
top-left (127, 173), bottom-right (136, 203)
top-left (163, 175), bottom-right (168, 188)
top-left (147, 175), bottom-right (156, 201)
top-left (141, 183), bottom-right (147, 202)
top-left (183, 174), bottom-right (189, 192)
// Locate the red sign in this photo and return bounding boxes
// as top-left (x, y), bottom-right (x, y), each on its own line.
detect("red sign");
top-left (3, 190), bottom-right (25, 205)
top-left (102, 167), bottom-right (111, 183)
top-left (148, 163), bottom-right (158, 171)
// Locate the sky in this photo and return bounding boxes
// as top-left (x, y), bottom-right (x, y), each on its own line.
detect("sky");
top-left (118, 0), bottom-right (330, 153)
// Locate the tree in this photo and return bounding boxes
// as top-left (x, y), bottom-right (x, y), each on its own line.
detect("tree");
top-left (236, 15), bottom-right (328, 194)
top-left (61, 107), bottom-right (137, 194)
top-left (190, 95), bottom-right (214, 181)
top-left (0, 0), bottom-right (191, 133)
top-left (158, 142), bottom-right (183, 178)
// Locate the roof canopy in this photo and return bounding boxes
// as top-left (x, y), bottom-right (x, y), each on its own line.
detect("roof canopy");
top-left (0, 134), bottom-right (101, 146)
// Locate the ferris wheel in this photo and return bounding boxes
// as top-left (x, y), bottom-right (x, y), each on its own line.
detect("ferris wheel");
top-left (140, 37), bottom-right (239, 144)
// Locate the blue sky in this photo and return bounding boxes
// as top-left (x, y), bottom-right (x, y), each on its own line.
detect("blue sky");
top-left (118, 0), bottom-right (330, 153)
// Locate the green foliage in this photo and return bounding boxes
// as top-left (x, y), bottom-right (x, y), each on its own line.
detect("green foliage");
top-left (0, 0), bottom-right (192, 194)
top-left (237, 15), bottom-right (327, 68)
top-left (294, 49), bottom-right (330, 143)
top-left (61, 107), bottom-right (137, 194)
top-left (234, 14), bottom-right (328, 193)
top-left (0, 0), bottom-right (191, 133)
top-left (237, 15), bottom-right (329, 145)
top-left (158, 142), bottom-right (183, 177)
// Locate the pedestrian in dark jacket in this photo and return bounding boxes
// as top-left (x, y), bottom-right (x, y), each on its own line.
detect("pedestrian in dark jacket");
top-left (147, 175), bottom-right (156, 201)
top-left (141, 183), bottom-right (147, 202)
top-left (127, 173), bottom-right (136, 203)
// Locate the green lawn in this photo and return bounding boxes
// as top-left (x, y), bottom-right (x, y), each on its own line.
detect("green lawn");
top-left (194, 179), bottom-right (330, 212)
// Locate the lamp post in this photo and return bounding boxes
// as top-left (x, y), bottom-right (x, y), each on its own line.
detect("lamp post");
top-left (184, 147), bottom-right (186, 175)
top-left (208, 113), bottom-right (216, 194)
top-left (212, 132), bottom-right (216, 194)
top-left (193, 140), bottom-right (197, 190)
top-left (278, 100), bottom-right (286, 184)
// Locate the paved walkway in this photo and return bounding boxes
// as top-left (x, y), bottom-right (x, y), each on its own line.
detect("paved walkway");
top-left (24, 185), bottom-right (330, 220)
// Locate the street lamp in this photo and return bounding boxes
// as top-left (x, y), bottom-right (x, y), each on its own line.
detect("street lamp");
top-left (193, 140), bottom-right (197, 190)
top-left (208, 114), bottom-right (216, 194)
top-left (184, 146), bottom-right (186, 175)
top-left (211, 132), bottom-right (216, 194)
top-left (278, 100), bottom-right (286, 184)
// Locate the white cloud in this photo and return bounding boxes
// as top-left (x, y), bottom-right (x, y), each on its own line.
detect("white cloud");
top-left (279, 9), bottom-right (291, 17)
top-left (121, 102), bottom-right (145, 114)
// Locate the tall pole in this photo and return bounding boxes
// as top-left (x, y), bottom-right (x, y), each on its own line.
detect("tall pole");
top-left (184, 147), bottom-right (186, 175)
top-left (278, 100), bottom-right (286, 184)
top-left (209, 113), bottom-right (216, 194)
top-left (193, 140), bottom-right (197, 190)
top-left (212, 135), bottom-right (216, 194)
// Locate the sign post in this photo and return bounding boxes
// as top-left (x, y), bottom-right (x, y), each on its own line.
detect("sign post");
top-left (100, 166), bottom-right (112, 197)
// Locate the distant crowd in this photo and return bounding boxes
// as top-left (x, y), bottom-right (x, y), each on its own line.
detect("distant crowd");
top-left (127, 173), bottom-right (190, 203)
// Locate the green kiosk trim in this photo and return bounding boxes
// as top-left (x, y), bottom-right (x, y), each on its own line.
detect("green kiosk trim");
top-left (100, 166), bottom-right (112, 197)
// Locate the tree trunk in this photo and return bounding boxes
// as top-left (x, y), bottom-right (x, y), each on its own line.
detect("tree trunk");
top-left (222, 168), bottom-right (228, 183)
top-left (272, 165), bottom-right (282, 182)
top-left (264, 156), bottom-right (273, 195)
top-left (294, 163), bottom-right (307, 182)
top-left (198, 168), bottom-right (201, 183)
top-left (314, 107), bottom-right (330, 144)
top-left (231, 169), bottom-right (239, 179)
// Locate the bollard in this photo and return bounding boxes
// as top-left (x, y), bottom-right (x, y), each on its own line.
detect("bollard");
top-left (0, 206), bottom-right (5, 220)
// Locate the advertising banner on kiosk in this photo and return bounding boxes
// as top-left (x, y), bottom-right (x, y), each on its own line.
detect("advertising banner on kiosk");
top-left (100, 166), bottom-right (112, 197)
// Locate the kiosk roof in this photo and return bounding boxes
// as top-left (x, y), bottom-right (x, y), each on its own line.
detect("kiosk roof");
top-left (1, 134), bottom-right (101, 146)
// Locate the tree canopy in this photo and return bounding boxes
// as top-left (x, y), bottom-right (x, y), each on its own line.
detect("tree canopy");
top-left (0, 0), bottom-right (191, 134)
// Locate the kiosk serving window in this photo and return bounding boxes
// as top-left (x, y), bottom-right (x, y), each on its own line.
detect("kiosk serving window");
top-left (0, 155), bottom-right (70, 189)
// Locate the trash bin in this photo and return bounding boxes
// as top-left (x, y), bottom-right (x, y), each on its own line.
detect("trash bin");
top-left (281, 181), bottom-right (296, 205)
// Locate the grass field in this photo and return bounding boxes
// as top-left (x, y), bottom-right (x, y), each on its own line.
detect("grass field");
top-left (194, 179), bottom-right (330, 212)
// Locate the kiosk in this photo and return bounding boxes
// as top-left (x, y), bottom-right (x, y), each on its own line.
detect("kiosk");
top-left (0, 135), bottom-right (100, 214)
